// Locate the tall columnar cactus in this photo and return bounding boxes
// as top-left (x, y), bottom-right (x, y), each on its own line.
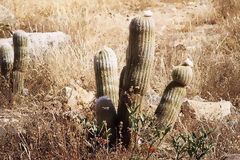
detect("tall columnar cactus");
top-left (12, 30), bottom-right (29, 95)
top-left (155, 59), bottom-right (193, 131)
top-left (94, 46), bottom-right (119, 108)
top-left (95, 96), bottom-right (117, 147)
top-left (118, 10), bottom-right (155, 147)
top-left (0, 43), bottom-right (14, 79)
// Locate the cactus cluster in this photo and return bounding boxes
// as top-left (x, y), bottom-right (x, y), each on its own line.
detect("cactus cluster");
top-left (94, 11), bottom-right (156, 148)
top-left (93, 11), bottom-right (193, 149)
top-left (0, 30), bottom-right (29, 98)
top-left (94, 11), bottom-right (193, 150)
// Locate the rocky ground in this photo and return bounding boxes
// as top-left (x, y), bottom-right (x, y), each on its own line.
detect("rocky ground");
top-left (0, 0), bottom-right (239, 159)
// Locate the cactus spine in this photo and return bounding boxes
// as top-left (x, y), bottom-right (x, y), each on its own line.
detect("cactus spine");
top-left (155, 59), bottom-right (193, 131)
top-left (95, 96), bottom-right (117, 147)
top-left (118, 11), bottom-right (155, 147)
top-left (94, 47), bottom-right (118, 108)
top-left (0, 43), bottom-right (14, 79)
top-left (12, 30), bottom-right (29, 95)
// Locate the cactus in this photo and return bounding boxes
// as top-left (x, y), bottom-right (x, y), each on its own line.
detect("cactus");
top-left (155, 59), bottom-right (193, 131)
top-left (119, 66), bottom-right (126, 97)
top-left (95, 96), bottom-right (117, 147)
top-left (172, 59), bottom-right (193, 86)
top-left (12, 30), bottom-right (29, 95)
top-left (94, 47), bottom-right (118, 108)
top-left (118, 10), bottom-right (155, 147)
top-left (0, 43), bottom-right (14, 79)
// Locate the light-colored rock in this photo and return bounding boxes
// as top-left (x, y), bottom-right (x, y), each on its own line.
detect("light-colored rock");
top-left (221, 154), bottom-right (240, 160)
top-left (62, 86), bottom-right (95, 108)
top-left (62, 86), bottom-right (79, 107)
top-left (78, 87), bottom-right (95, 105)
top-left (182, 99), bottom-right (233, 120)
top-left (0, 31), bottom-right (71, 56)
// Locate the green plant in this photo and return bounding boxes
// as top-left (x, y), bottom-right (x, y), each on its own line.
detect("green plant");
top-left (155, 59), bottom-right (193, 132)
top-left (127, 104), bottom-right (171, 159)
top-left (172, 129), bottom-right (215, 160)
top-left (94, 47), bottom-right (118, 108)
top-left (0, 43), bottom-right (14, 80)
top-left (12, 30), bottom-right (29, 95)
top-left (117, 10), bottom-right (155, 148)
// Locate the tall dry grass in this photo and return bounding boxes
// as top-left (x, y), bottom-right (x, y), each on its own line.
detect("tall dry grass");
top-left (0, 0), bottom-right (239, 159)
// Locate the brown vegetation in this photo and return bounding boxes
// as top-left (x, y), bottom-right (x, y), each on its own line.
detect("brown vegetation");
top-left (0, 0), bottom-right (239, 159)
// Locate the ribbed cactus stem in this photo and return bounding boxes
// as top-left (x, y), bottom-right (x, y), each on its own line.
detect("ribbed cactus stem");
top-left (155, 59), bottom-right (193, 131)
top-left (12, 71), bottom-right (24, 94)
top-left (12, 30), bottom-right (29, 95)
top-left (94, 46), bottom-right (118, 108)
top-left (118, 11), bottom-right (155, 147)
top-left (95, 96), bottom-right (117, 147)
top-left (155, 82), bottom-right (187, 129)
top-left (0, 43), bottom-right (14, 79)
top-left (172, 66), bottom-right (193, 86)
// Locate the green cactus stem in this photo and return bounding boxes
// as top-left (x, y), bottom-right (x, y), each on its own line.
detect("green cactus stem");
top-left (155, 59), bottom-right (193, 131)
top-left (94, 46), bottom-right (118, 108)
top-left (0, 43), bottom-right (14, 79)
top-left (118, 10), bottom-right (155, 147)
top-left (12, 30), bottom-right (29, 95)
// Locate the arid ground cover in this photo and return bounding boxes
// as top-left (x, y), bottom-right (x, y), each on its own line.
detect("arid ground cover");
top-left (0, 0), bottom-right (239, 159)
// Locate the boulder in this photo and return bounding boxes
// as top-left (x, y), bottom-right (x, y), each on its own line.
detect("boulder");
top-left (181, 99), bottom-right (233, 121)
top-left (0, 31), bottom-right (71, 56)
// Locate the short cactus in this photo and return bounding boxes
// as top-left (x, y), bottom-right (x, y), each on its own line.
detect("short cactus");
top-left (155, 59), bottom-right (193, 131)
top-left (12, 30), bottom-right (29, 95)
top-left (0, 43), bottom-right (14, 79)
top-left (118, 10), bottom-right (155, 147)
top-left (95, 96), bottom-right (117, 147)
top-left (94, 47), bottom-right (118, 108)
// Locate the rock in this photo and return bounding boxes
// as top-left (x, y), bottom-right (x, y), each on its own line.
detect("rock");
top-left (62, 87), bottom-right (79, 107)
top-left (78, 87), bottom-right (95, 105)
top-left (27, 31), bottom-right (71, 55)
top-left (182, 99), bottom-right (233, 120)
top-left (0, 31), bottom-right (71, 56)
top-left (62, 86), bottom-right (95, 108)
top-left (221, 154), bottom-right (240, 160)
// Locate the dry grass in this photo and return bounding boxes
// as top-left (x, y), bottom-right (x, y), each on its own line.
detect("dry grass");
top-left (0, 0), bottom-right (239, 159)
